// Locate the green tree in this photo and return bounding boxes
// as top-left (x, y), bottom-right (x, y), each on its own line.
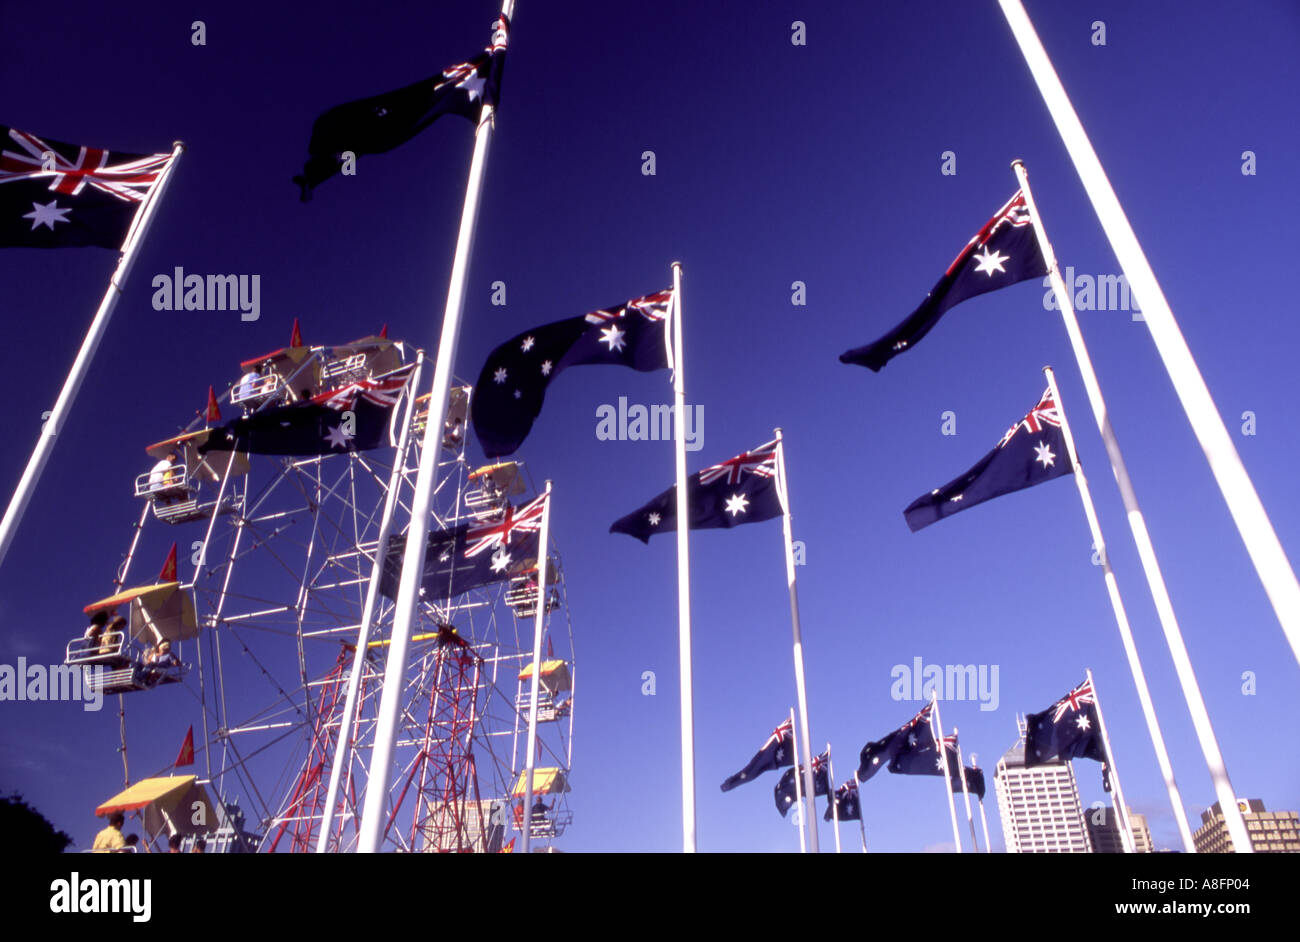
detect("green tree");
top-left (1, 792), bottom-right (73, 853)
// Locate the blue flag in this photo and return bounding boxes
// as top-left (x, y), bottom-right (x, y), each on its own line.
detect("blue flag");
top-left (774, 751), bottom-right (829, 817)
top-left (823, 780), bottom-right (862, 822)
top-left (720, 718), bottom-right (795, 792)
top-left (858, 704), bottom-right (932, 783)
top-left (1025, 678), bottom-right (1105, 768)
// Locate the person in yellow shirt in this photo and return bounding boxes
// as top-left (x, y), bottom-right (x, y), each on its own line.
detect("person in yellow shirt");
top-left (92, 812), bottom-right (127, 852)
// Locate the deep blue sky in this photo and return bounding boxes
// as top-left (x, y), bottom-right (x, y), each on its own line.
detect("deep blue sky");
top-left (2, 1), bottom-right (1298, 853)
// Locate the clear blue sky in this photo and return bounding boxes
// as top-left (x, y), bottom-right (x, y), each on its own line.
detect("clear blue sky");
top-left (1, 0), bottom-right (1297, 852)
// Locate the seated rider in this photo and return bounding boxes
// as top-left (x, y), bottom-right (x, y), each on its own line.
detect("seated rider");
top-left (147, 451), bottom-right (186, 502)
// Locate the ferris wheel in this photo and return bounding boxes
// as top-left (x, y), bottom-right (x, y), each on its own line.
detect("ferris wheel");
top-left (72, 328), bottom-right (577, 853)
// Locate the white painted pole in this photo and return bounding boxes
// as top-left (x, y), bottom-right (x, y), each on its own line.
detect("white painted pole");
top-left (929, 696), bottom-right (963, 853)
top-left (826, 743), bottom-right (841, 854)
top-left (1001, 0), bottom-right (1300, 673)
top-left (520, 482), bottom-right (552, 855)
top-left (853, 773), bottom-right (867, 853)
top-left (1018, 161), bottom-right (1241, 852)
top-left (1035, 357), bottom-right (1197, 852)
top-left (316, 354), bottom-right (425, 852)
top-left (1087, 669), bottom-right (1137, 853)
top-left (667, 261), bottom-right (698, 853)
top-left (0, 142), bottom-right (184, 571)
top-left (774, 429), bottom-right (819, 853)
top-left (358, 5), bottom-right (513, 854)
top-left (951, 729), bottom-right (979, 852)
top-left (969, 751), bottom-right (992, 854)
top-left (789, 707), bottom-right (806, 853)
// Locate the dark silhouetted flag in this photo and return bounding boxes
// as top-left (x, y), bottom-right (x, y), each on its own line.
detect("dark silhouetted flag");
top-left (201, 366), bottom-right (414, 456)
top-left (0, 126), bottom-right (173, 249)
top-left (720, 718), bottom-right (795, 792)
top-left (610, 440), bottom-right (783, 543)
top-left (1101, 762), bottom-right (1112, 793)
top-left (892, 727), bottom-right (958, 778)
top-left (840, 191), bottom-right (1046, 371)
top-left (823, 780), bottom-right (862, 822)
top-left (380, 493), bottom-right (545, 601)
top-left (1025, 678), bottom-right (1105, 767)
top-left (904, 386), bottom-right (1073, 532)
top-left (293, 15), bottom-right (508, 200)
top-left (858, 703), bottom-right (932, 783)
top-left (952, 765), bottom-right (986, 801)
top-left (472, 289), bottom-right (672, 457)
top-left (775, 751), bottom-right (829, 817)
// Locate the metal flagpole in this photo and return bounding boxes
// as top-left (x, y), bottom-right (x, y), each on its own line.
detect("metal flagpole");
top-left (951, 729), bottom-right (979, 852)
top-left (1088, 669), bottom-right (1137, 853)
top-left (773, 428), bottom-right (819, 853)
top-left (970, 753), bottom-right (992, 853)
top-left (357, 5), bottom-right (513, 853)
top-left (520, 482), bottom-right (553, 855)
top-left (929, 696), bottom-right (963, 853)
top-left (316, 354), bottom-right (425, 852)
top-left (826, 743), bottom-right (841, 854)
top-left (668, 261), bottom-right (698, 853)
top-left (1037, 360), bottom-right (1197, 851)
top-left (1001, 0), bottom-right (1300, 673)
top-left (853, 773), bottom-right (867, 853)
top-left (1019, 162), bottom-right (1233, 852)
top-left (789, 707), bottom-right (806, 853)
top-left (0, 141), bottom-right (184, 571)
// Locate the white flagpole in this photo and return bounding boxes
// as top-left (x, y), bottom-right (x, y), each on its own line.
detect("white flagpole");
top-left (774, 428), bottom-right (819, 853)
top-left (0, 141), bottom-right (184, 571)
top-left (951, 729), bottom-right (979, 853)
top-left (826, 743), bottom-right (841, 854)
top-left (969, 752), bottom-right (992, 853)
top-left (789, 707), bottom-right (806, 853)
top-left (520, 482), bottom-right (553, 855)
top-left (929, 696), bottom-right (963, 853)
top-left (1019, 162), bottom-right (1236, 853)
top-left (316, 354), bottom-right (426, 852)
top-left (1036, 358), bottom-right (1196, 851)
top-left (667, 261), bottom-right (698, 853)
top-left (1000, 0), bottom-right (1300, 673)
top-left (1088, 669), bottom-right (1137, 853)
top-left (853, 773), bottom-right (867, 853)
top-left (358, 5), bottom-right (513, 854)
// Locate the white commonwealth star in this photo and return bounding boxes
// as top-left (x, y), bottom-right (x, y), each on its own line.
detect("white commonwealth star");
top-left (493, 367), bottom-right (507, 384)
top-left (24, 200), bottom-right (71, 231)
top-left (1075, 714), bottom-right (1092, 731)
top-left (1033, 441), bottom-right (1056, 468)
top-left (324, 424), bottom-right (353, 449)
top-left (724, 493), bottom-right (749, 517)
top-left (490, 546), bottom-right (512, 572)
top-left (647, 512), bottom-right (661, 526)
top-left (521, 336), bottom-right (535, 352)
top-left (971, 246), bottom-right (1010, 276)
top-left (540, 360), bottom-right (552, 376)
top-left (599, 325), bottom-right (626, 352)
top-left (459, 71), bottom-right (486, 103)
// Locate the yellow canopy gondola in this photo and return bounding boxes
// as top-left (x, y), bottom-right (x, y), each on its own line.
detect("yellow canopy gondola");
top-left (146, 430), bottom-right (250, 483)
top-left (83, 582), bottom-right (199, 643)
top-left (240, 343), bottom-right (319, 398)
top-left (511, 768), bottom-right (571, 798)
top-left (469, 461), bottom-right (526, 496)
top-left (517, 660), bottom-right (572, 696)
top-left (326, 335), bottom-right (404, 377)
top-left (95, 775), bottom-right (217, 838)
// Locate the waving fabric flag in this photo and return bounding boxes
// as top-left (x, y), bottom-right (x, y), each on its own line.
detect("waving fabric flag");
top-left (293, 15), bottom-right (509, 199)
top-left (774, 751), bottom-right (829, 817)
top-left (823, 780), bottom-right (862, 822)
top-left (840, 191), bottom-right (1046, 371)
top-left (720, 718), bottom-right (795, 792)
top-left (904, 386), bottom-right (1073, 532)
top-left (0, 126), bottom-right (173, 249)
top-left (1025, 678), bottom-right (1105, 768)
top-left (472, 289), bottom-right (673, 458)
top-left (858, 703), bottom-right (933, 783)
top-left (174, 726), bottom-right (195, 768)
top-left (610, 439), bottom-right (782, 543)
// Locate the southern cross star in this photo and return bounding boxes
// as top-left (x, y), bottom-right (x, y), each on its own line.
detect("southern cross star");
top-left (540, 360), bottom-right (552, 376)
top-left (724, 493), bottom-right (749, 517)
top-left (521, 336), bottom-right (535, 353)
top-left (24, 200), bottom-right (71, 231)
top-left (647, 512), bottom-right (661, 526)
top-left (493, 367), bottom-right (507, 384)
top-left (1033, 441), bottom-right (1056, 468)
top-left (971, 246), bottom-right (1010, 276)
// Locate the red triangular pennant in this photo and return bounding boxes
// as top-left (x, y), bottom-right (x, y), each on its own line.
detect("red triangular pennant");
top-left (159, 543), bottom-right (178, 583)
top-left (175, 725), bottom-right (194, 768)
top-left (290, 317), bottom-right (303, 348)
top-left (379, 323), bottom-right (388, 339)
top-left (206, 385), bottom-right (222, 423)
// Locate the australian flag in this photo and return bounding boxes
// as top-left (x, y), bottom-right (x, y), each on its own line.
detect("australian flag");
top-left (775, 751), bottom-right (829, 817)
top-left (379, 493), bottom-right (545, 601)
top-left (1025, 678), bottom-right (1105, 768)
top-left (201, 365), bottom-right (414, 456)
top-left (904, 386), bottom-right (1073, 532)
top-left (858, 703), bottom-right (932, 783)
top-left (952, 765), bottom-right (986, 801)
top-left (610, 439), bottom-right (783, 542)
top-left (0, 126), bottom-right (173, 249)
top-left (823, 780), bottom-right (862, 822)
top-left (720, 718), bottom-right (795, 792)
top-left (293, 15), bottom-right (508, 199)
top-left (891, 726), bottom-right (955, 777)
top-left (472, 289), bottom-right (673, 457)
top-left (840, 191), bottom-right (1046, 371)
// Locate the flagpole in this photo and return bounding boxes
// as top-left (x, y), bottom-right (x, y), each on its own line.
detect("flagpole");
top-left (970, 753), bottom-right (992, 853)
top-left (774, 428), bottom-right (819, 853)
top-left (929, 696), bottom-right (963, 853)
top-left (315, 354), bottom-right (425, 852)
top-left (357, 5), bottom-right (513, 854)
top-left (1000, 0), bottom-right (1300, 673)
top-left (0, 141), bottom-right (184, 571)
top-left (853, 772), bottom-right (867, 853)
top-left (1019, 161), bottom-right (1234, 853)
top-left (520, 481), bottom-right (553, 855)
top-left (951, 729), bottom-right (979, 852)
top-left (1086, 669), bottom-right (1137, 853)
top-left (789, 706), bottom-right (806, 853)
top-left (668, 261), bottom-right (698, 853)
top-left (826, 743), bottom-right (841, 854)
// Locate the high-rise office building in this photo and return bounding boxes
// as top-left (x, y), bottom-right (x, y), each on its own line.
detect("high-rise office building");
top-left (1086, 807), bottom-right (1153, 853)
top-left (1193, 799), bottom-right (1300, 853)
top-left (994, 722), bottom-right (1092, 853)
